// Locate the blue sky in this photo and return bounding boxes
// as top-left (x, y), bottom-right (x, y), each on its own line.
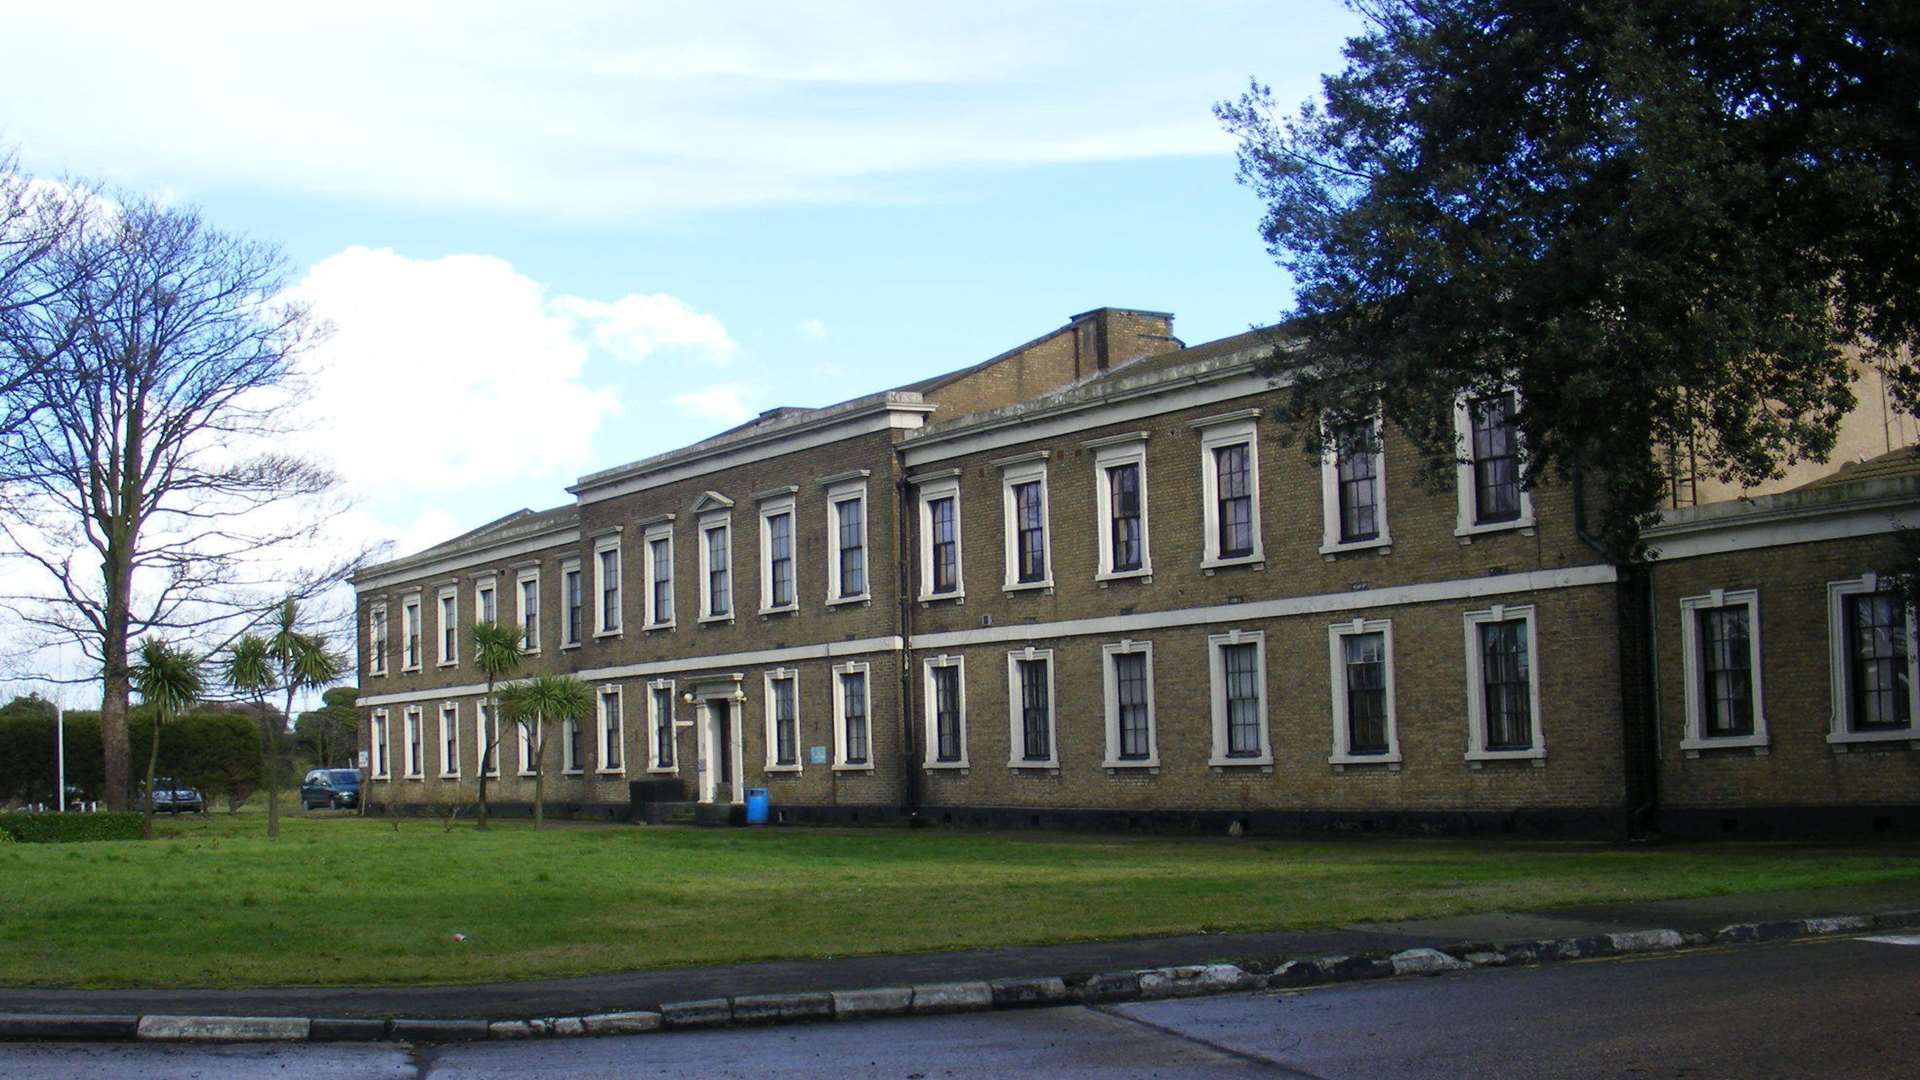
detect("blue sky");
top-left (2, 1), bottom-right (1362, 564)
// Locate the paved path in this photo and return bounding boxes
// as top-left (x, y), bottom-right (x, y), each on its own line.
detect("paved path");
top-left (4, 933), bottom-right (1917, 1078)
top-left (3, 879), bottom-right (1915, 1021)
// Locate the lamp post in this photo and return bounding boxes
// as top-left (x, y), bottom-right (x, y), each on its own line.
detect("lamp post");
top-left (55, 704), bottom-right (65, 813)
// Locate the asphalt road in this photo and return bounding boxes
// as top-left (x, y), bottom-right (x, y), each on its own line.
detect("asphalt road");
top-left (5, 935), bottom-right (1917, 1079)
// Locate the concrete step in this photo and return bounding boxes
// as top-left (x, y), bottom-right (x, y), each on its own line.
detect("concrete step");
top-left (693, 802), bottom-right (745, 827)
top-left (638, 802), bottom-right (697, 825)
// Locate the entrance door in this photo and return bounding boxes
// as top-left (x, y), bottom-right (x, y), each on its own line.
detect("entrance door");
top-left (703, 699), bottom-right (735, 804)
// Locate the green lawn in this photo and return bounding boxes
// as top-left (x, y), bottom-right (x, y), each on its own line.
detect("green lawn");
top-left (1, 811), bottom-right (1916, 989)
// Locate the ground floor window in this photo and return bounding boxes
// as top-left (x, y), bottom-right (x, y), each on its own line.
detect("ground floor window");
top-left (1464, 605), bottom-right (1545, 761)
top-left (833, 661), bottom-right (873, 769)
top-left (1006, 647), bottom-right (1057, 768)
top-left (1207, 630), bottom-right (1270, 766)
top-left (599, 687), bottom-right (624, 772)
top-left (1101, 640), bottom-right (1157, 767)
top-left (765, 669), bottom-right (800, 771)
top-left (648, 680), bottom-right (677, 772)
top-left (1329, 618), bottom-right (1399, 764)
top-left (923, 655), bottom-right (968, 768)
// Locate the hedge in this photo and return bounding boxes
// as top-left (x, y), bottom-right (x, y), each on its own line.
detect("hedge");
top-left (0, 812), bottom-right (144, 843)
top-left (0, 706), bottom-right (267, 805)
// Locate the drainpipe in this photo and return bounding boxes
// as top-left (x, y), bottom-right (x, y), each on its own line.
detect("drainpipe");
top-left (894, 451), bottom-right (923, 827)
top-left (1573, 462), bottom-right (1658, 839)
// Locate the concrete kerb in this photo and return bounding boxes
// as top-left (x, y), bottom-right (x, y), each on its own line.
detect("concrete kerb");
top-left (3, 910), bottom-right (1910, 1045)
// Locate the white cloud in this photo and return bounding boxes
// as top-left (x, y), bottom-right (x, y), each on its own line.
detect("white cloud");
top-left (0, 2), bottom-right (1362, 217)
top-left (553, 293), bottom-right (736, 365)
top-left (672, 385), bottom-right (754, 426)
top-left (798, 318), bottom-right (828, 340)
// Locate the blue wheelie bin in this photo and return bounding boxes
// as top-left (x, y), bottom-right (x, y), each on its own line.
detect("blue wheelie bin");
top-left (745, 787), bottom-right (770, 826)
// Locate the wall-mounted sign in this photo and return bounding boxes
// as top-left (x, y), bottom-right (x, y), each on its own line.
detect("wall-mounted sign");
top-left (809, 745), bottom-right (828, 765)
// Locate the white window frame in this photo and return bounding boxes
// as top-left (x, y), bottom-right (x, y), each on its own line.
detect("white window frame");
top-left (473, 576), bottom-right (498, 627)
top-left (1194, 413), bottom-right (1264, 569)
top-left (475, 702), bottom-right (501, 778)
top-left (402, 706), bottom-right (424, 779)
top-left (598, 685), bottom-right (626, 774)
top-left (1826, 573), bottom-right (1920, 746)
top-left (1677, 588), bottom-right (1768, 752)
top-left (646, 678), bottom-right (678, 775)
top-left (1101, 639), bottom-right (1158, 768)
top-left (517, 711), bottom-right (538, 777)
top-left (826, 477), bottom-right (871, 605)
top-left (1005, 646), bottom-right (1059, 769)
top-left (1207, 629), bottom-right (1272, 766)
top-left (1089, 435), bottom-right (1152, 581)
top-left (999, 454), bottom-right (1054, 592)
top-left (367, 604), bottom-right (388, 677)
top-left (757, 492), bottom-right (799, 615)
top-left (763, 668), bottom-right (803, 773)
top-left (916, 473), bottom-right (965, 602)
top-left (400, 595), bottom-right (422, 672)
top-left (1328, 617), bottom-right (1402, 765)
top-left (438, 702), bottom-right (461, 778)
top-left (699, 511), bottom-right (735, 623)
top-left (1453, 391), bottom-right (1536, 538)
top-left (561, 712), bottom-right (583, 774)
top-left (1463, 604), bottom-right (1547, 762)
top-left (516, 567), bottom-right (541, 655)
top-left (370, 709), bottom-right (391, 779)
top-left (921, 654), bottom-right (969, 769)
top-left (560, 558), bottom-right (583, 649)
top-left (593, 535), bottom-right (622, 637)
top-left (832, 660), bottom-right (875, 771)
top-left (643, 522), bottom-right (675, 630)
top-left (436, 587), bottom-right (459, 667)
top-left (1320, 415), bottom-right (1392, 555)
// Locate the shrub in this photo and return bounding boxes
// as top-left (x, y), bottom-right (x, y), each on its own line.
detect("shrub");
top-left (0, 812), bottom-right (144, 843)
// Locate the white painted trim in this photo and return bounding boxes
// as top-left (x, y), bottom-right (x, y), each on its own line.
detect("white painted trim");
top-left (1001, 456), bottom-right (1055, 592)
top-left (646, 679), bottom-right (679, 775)
top-left (367, 603), bottom-right (389, 677)
top-left (515, 567), bottom-right (541, 655)
top-left (1101, 639), bottom-right (1159, 768)
top-left (1826, 574), bottom-right (1920, 745)
top-left (592, 537), bottom-right (622, 637)
top-left (1677, 588), bottom-right (1769, 751)
top-left (1198, 418), bottom-right (1264, 569)
top-left (402, 706), bottom-right (424, 779)
top-left (559, 559), bottom-right (584, 648)
top-left (1463, 604), bottom-right (1547, 761)
top-left (1453, 391), bottom-right (1535, 538)
top-left (356, 527), bottom-right (581, 591)
top-left (1006, 646), bottom-right (1059, 768)
top-left (1328, 617), bottom-right (1401, 765)
top-left (912, 565), bottom-right (1618, 652)
top-left (474, 701), bottom-right (501, 778)
top-left (474, 578), bottom-right (498, 628)
top-left (400, 598), bottom-right (422, 672)
top-left (597, 684), bottom-right (626, 774)
top-left (757, 496), bottom-right (798, 614)
top-left (699, 511), bottom-right (735, 623)
top-left (436, 587), bottom-right (459, 667)
top-left (1207, 629), bottom-right (1272, 766)
top-left (832, 660), bottom-right (875, 771)
top-left (1649, 505), bottom-right (1920, 561)
top-left (918, 475), bottom-right (966, 602)
top-left (642, 523), bottom-right (675, 630)
top-left (369, 709), bottom-right (391, 780)
top-left (763, 668), bottom-right (802, 772)
top-left (560, 713), bottom-right (583, 774)
top-left (517, 712), bottom-right (537, 777)
top-left (922, 654), bottom-right (970, 769)
top-left (1319, 416), bottom-right (1392, 556)
top-left (1092, 438), bottom-right (1152, 580)
top-left (826, 478), bottom-right (872, 605)
top-left (438, 701), bottom-right (462, 778)
top-left (357, 635), bottom-right (909, 707)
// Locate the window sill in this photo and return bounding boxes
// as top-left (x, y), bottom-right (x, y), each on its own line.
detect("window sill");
top-left (924, 760), bottom-right (970, 771)
top-left (368, 670), bottom-right (387, 678)
top-left (765, 763), bottom-right (803, 774)
top-left (758, 605), bottom-right (797, 617)
top-left (562, 768), bottom-right (584, 776)
top-left (1680, 734), bottom-right (1770, 753)
top-left (827, 593), bottom-right (872, 608)
top-left (1007, 759), bottom-right (1060, 771)
top-left (402, 666), bottom-right (422, 674)
top-left (1828, 729), bottom-right (1920, 748)
top-left (596, 768), bottom-right (626, 777)
top-left (437, 661), bottom-right (459, 670)
top-left (1103, 758), bottom-right (1160, 770)
top-left (560, 642), bottom-right (581, 651)
top-left (521, 649), bottom-right (542, 658)
top-left (1319, 537), bottom-right (1392, 558)
top-left (1096, 567), bottom-right (1153, 583)
top-left (1465, 749), bottom-right (1547, 765)
top-left (1201, 556), bottom-right (1264, 574)
top-left (404, 774), bottom-right (424, 782)
top-left (439, 772), bottom-right (461, 780)
top-left (1329, 753), bottom-right (1403, 768)
top-left (1208, 755), bottom-right (1274, 769)
top-left (697, 614), bottom-right (735, 625)
top-left (644, 621), bottom-right (676, 632)
top-left (371, 775), bottom-right (391, 782)
top-left (646, 766), bottom-right (679, 776)
top-left (1003, 580), bottom-right (1054, 594)
top-left (517, 770), bottom-right (537, 778)
top-left (833, 762), bottom-right (876, 773)
top-left (918, 592), bottom-right (966, 606)
top-left (593, 629), bottom-right (622, 640)
top-left (1454, 518), bottom-right (1536, 541)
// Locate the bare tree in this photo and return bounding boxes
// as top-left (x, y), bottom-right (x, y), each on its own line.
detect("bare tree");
top-left (0, 195), bottom-right (367, 809)
top-left (0, 146), bottom-right (92, 454)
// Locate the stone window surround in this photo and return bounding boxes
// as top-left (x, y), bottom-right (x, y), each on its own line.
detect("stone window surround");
top-left (642, 518), bottom-right (676, 631)
top-left (832, 659), bottom-right (875, 771)
top-left (436, 586), bottom-right (459, 668)
top-left (756, 488), bottom-right (799, 616)
top-left (1327, 616), bottom-right (1402, 766)
top-left (1005, 646), bottom-right (1059, 770)
top-left (646, 678), bottom-right (679, 776)
top-left (592, 533), bottom-right (622, 638)
top-left (1088, 433), bottom-right (1153, 581)
top-left (922, 653), bottom-right (969, 770)
top-left (763, 667), bottom-right (802, 773)
top-left (1452, 390), bottom-right (1536, 539)
top-left (438, 701), bottom-right (462, 779)
top-left (1319, 413), bottom-right (1392, 557)
top-left (998, 452), bottom-right (1054, 593)
top-left (402, 705), bottom-right (424, 779)
top-left (699, 510), bottom-right (736, 624)
top-left (370, 709), bottom-right (391, 779)
top-left (598, 684), bottom-right (626, 775)
top-left (825, 473), bottom-right (872, 606)
top-left (1101, 638), bottom-right (1159, 769)
top-left (1462, 603), bottom-right (1547, 763)
top-left (1678, 587), bottom-right (1768, 753)
top-left (915, 471), bottom-right (966, 603)
top-left (515, 565), bottom-right (541, 655)
top-left (1206, 628), bottom-right (1272, 767)
top-left (1826, 573), bottom-right (1920, 748)
top-left (1193, 411), bottom-right (1265, 570)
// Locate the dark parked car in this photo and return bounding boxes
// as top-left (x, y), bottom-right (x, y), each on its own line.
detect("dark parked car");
top-left (301, 769), bottom-right (362, 811)
top-left (147, 778), bottom-right (205, 814)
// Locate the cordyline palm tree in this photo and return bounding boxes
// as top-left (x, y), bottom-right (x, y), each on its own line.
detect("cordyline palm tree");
top-left (471, 620), bottom-right (524, 830)
top-left (130, 637), bottom-right (204, 840)
top-left (499, 673), bottom-right (592, 831)
top-left (226, 599), bottom-right (342, 841)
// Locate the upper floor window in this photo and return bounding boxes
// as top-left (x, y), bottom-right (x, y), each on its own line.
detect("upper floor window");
top-left (1464, 604), bottom-right (1546, 761)
top-left (594, 539), bottom-right (621, 635)
top-left (401, 598), bottom-right (421, 671)
top-left (999, 455), bottom-right (1052, 590)
top-left (701, 516), bottom-right (733, 620)
top-left (1827, 575), bottom-right (1917, 746)
top-left (1006, 647), bottom-right (1057, 768)
top-left (922, 654), bottom-right (968, 769)
top-left (368, 605), bottom-right (388, 676)
top-left (1454, 391), bottom-right (1535, 536)
top-left (1194, 414), bottom-right (1263, 567)
top-left (1679, 589), bottom-right (1766, 751)
top-left (1321, 418), bottom-right (1390, 554)
top-left (827, 477), bottom-right (869, 603)
top-left (758, 493), bottom-right (797, 614)
top-left (475, 580), bottom-right (497, 626)
top-left (516, 569), bottom-right (540, 653)
top-left (437, 588), bottom-right (458, 666)
top-left (561, 561), bottom-right (582, 647)
top-left (1087, 434), bottom-right (1154, 581)
top-left (916, 474), bottom-right (964, 600)
top-left (644, 524), bottom-right (674, 629)
top-left (833, 662), bottom-right (873, 770)
top-left (1329, 618), bottom-right (1400, 764)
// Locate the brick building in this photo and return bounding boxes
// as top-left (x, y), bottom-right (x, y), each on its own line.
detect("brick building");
top-left (352, 308), bottom-right (1920, 837)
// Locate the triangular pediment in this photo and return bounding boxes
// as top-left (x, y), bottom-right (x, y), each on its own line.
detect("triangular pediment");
top-left (690, 490), bottom-right (735, 514)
